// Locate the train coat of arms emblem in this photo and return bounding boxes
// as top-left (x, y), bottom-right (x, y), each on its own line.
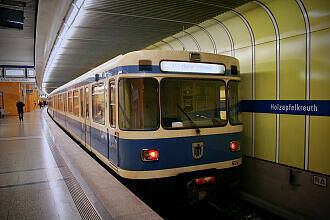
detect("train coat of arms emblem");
top-left (192, 142), bottom-right (204, 159)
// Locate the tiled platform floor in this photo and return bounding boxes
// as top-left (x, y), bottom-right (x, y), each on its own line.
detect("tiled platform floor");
top-left (0, 109), bottom-right (80, 219)
top-left (0, 109), bottom-right (162, 219)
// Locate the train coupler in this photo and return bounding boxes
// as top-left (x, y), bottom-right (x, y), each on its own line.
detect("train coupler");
top-left (186, 176), bottom-right (217, 204)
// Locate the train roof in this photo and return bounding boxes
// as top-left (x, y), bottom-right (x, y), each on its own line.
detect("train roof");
top-left (49, 50), bottom-right (239, 96)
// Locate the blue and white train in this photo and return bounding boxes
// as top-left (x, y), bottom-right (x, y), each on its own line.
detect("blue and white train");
top-left (48, 50), bottom-right (242, 200)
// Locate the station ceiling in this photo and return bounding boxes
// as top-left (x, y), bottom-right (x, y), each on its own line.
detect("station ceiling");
top-left (0, 0), bottom-right (252, 94)
top-left (0, 0), bottom-right (35, 67)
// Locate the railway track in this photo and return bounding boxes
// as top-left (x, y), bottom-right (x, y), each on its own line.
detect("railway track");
top-left (135, 189), bottom-right (283, 220)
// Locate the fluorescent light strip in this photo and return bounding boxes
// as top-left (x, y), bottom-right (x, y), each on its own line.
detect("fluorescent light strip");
top-left (65, 5), bottom-right (79, 27)
top-left (50, 54), bottom-right (123, 95)
top-left (7, 20), bottom-right (24, 24)
top-left (42, 0), bottom-right (86, 93)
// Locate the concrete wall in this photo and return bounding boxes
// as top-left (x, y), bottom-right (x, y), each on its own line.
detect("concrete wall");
top-left (146, 0), bottom-right (329, 218)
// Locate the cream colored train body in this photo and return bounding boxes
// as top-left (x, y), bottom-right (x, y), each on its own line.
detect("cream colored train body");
top-left (48, 50), bottom-right (242, 196)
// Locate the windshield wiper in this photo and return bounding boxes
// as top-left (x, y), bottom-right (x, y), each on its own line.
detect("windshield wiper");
top-left (118, 103), bottom-right (131, 125)
top-left (176, 103), bottom-right (200, 135)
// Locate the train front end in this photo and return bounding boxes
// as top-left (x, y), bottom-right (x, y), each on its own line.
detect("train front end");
top-left (117, 51), bottom-right (242, 201)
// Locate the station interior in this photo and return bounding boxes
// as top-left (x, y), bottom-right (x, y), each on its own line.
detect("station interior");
top-left (0, 0), bottom-right (329, 219)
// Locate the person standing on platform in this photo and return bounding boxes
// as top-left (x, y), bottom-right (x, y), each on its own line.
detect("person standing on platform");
top-left (16, 100), bottom-right (25, 121)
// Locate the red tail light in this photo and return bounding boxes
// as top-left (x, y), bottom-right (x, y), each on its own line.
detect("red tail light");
top-left (141, 149), bottom-right (159, 161)
top-left (195, 176), bottom-right (215, 186)
top-left (230, 141), bottom-right (240, 152)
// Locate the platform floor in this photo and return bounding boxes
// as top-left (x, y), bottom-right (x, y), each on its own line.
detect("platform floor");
top-left (0, 109), bottom-right (161, 219)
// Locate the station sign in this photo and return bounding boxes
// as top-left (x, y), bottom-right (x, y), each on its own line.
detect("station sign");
top-left (160, 61), bottom-right (225, 74)
top-left (0, 78), bottom-right (36, 83)
top-left (240, 100), bottom-right (330, 116)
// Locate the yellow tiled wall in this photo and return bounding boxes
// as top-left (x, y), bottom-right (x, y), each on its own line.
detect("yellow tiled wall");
top-left (149, 0), bottom-right (330, 175)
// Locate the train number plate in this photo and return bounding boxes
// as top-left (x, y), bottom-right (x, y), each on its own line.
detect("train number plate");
top-left (232, 159), bottom-right (239, 166)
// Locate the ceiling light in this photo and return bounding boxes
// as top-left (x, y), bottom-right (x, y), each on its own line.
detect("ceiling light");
top-left (42, 0), bottom-right (86, 93)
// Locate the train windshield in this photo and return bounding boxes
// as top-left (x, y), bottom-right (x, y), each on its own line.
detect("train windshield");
top-left (118, 78), bottom-right (159, 130)
top-left (161, 78), bottom-right (227, 129)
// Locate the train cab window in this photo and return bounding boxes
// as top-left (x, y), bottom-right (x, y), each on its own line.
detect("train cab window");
top-left (109, 81), bottom-right (116, 128)
top-left (92, 83), bottom-right (105, 124)
top-left (85, 87), bottom-right (89, 120)
top-left (73, 90), bottom-right (79, 116)
top-left (68, 91), bottom-right (73, 113)
top-left (118, 78), bottom-right (159, 130)
top-left (228, 80), bottom-right (241, 125)
top-left (161, 78), bottom-right (227, 129)
top-left (80, 88), bottom-right (84, 117)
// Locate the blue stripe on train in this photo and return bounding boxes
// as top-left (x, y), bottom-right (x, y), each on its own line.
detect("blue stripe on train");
top-left (118, 132), bottom-right (241, 171)
top-left (53, 65), bottom-right (239, 94)
top-left (63, 114), bottom-right (118, 165)
top-left (53, 111), bottom-right (241, 172)
top-left (90, 125), bottom-right (108, 158)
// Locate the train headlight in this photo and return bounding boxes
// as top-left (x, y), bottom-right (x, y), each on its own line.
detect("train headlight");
top-left (230, 141), bottom-right (240, 152)
top-left (141, 149), bottom-right (159, 161)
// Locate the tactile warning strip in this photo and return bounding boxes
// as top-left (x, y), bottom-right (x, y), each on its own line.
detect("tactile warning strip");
top-left (45, 131), bottom-right (102, 220)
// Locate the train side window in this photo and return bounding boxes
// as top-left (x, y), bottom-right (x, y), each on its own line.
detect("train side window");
top-left (64, 92), bottom-right (67, 112)
top-left (68, 91), bottom-right (73, 113)
top-left (80, 88), bottom-right (84, 117)
top-left (85, 87), bottom-right (89, 120)
top-left (59, 94), bottom-right (63, 111)
top-left (57, 94), bottom-right (60, 111)
top-left (53, 95), bottom-right (55, 110)
top-left (109, 81), bottom-right (116, 128)
top-left (219, 84), bottom-right (227, 121)
top-left (73, 90), bottom-right (79, 116)
top-left (92, 83), bottom-right (105, 124)
top-left (228, 81), bottom-right (241, 125)
top-left (59, 95), bottom-right (61, 110)
top-left (62, 94), bottom-right (65, 111)
top-left (119, 78), bottom-right (159, 130)
top-left (57, 95), bottom-right (59, 110)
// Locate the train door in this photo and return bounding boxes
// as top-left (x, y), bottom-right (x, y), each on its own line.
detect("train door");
top-left (84, 86), bottom-right (91, 150)
top-left (108, 80), bottom-right (119, 165)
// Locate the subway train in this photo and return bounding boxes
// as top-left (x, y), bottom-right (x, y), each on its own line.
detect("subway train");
top-left (48, 50), bottom-right (242, 201)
